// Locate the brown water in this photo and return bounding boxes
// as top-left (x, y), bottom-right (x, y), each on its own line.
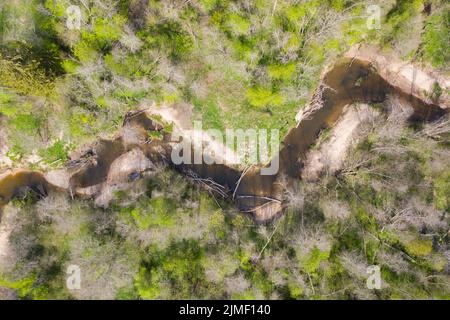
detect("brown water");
top-left (0, 51), bottom-right (447, 222)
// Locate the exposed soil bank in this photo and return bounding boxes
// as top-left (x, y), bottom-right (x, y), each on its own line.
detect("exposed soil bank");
top-left (301, 103), bottom-right (381, 182)
top-left (0, 46), bottom-right (448, 222)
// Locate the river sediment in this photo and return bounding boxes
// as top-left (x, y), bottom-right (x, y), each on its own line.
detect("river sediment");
top-left (0, 46), bottom-right (448, 222)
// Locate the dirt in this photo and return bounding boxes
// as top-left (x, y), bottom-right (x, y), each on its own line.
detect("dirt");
top-left (149, 102), bottom-right (240, 165)
top-left (0, 45), bottom-right (448, 223)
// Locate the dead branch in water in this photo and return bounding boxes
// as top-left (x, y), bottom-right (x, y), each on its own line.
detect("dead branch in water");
top-left (236, 195), bottom-right (282, 203)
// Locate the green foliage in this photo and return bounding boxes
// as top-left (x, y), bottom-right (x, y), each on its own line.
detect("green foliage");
top-left (69, 109), bottom-right (97, 139)
top-left (5, 144), bottom-right (25, 162)
top-left (226, 13), bottom-right (251, 36)
top-left (73, 41), bottom-right (99, 63)
top-left (0, 54), bottom-right (55, 97)
top-left (200, 0), bottom-right (220, 11)
top-left (10, 113), bottom-right (41, 133)
top-left (423, 10), bottom-right (450, 68)
top-left (135, 240), bottom-right (206, 299)
top-left (1, 0), bottom-right (448, 301)
top-left (143, 20), bottom-right (194, 62)
top-left (123, 197), bottom-right (176, 229)
top-left (105, 53), bottom-right (154, 79)
top-left (115, 286), bottom-right (138, 300)
top-left (0, 274), bottom-right (48, 299)
top-left (1, 0), bottom-right (64, 75)
top-left (231, 289), bottom-right (257, 300)
top-left (91, 16), bottom-right (124, 45)
top-left (147, 130), bottom-right (163, 141)
top-left (75, 15), bottom-right (126, 57)
top-left (433, 170), bottom-right (450, 211)
top-left (404, 237), bottom-right (433, 257)
top-left (287, 283), bottom-right (304, 299)
top-left (383, 0), bottom-right (423, 42)
top-left (192, 95), bottom-right (224, 130)
top-left (113, 87), bottom-right (147, 103)
top-left (268, 63), bottom-right (296, 81)
top-left (207, 210), bottom-right (227, 240)
top-left (354, 206), bottom-right (379, 234)
top-left (134, 267), bottom-right (161, 299)
top-left (301, 246), bottom-right (330, 274)
top-left (43, 0), bottom-right (66, 18)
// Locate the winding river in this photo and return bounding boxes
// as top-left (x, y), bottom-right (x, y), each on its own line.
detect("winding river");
top-left (0, 46), bottom-right (448, 222)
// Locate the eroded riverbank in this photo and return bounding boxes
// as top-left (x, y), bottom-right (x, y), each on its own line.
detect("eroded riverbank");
top-left (0, 46), bottom-right (448, 222)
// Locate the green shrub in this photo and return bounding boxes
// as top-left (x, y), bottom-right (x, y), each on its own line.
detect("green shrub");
top-left (134, 267), bottom-right (162, 300)
top-left (301, 246), bottom-right (330, 275)
top-left (0, 89), bottom-right (15, 116)
top-left (82, 16), bottom-right (125, 51)
top-left (246, 86), bottom-right (283, 109)
top-left (135, 240), bottom-right (205, 299)
top-left (268, 63), bottom-right (296, 81)
top-left (423, 11), bottom-right (450, 68)
top-left (0, 55), bottom-right (55, 97)
top-left (0, 274), bottom-right (48, 299)
top-left (226, 13), bottom-right (251, 36)
top-left (73, 41), bottom-right (99, 63)
top-left (404, 237), bottom-right (433, 257)
top-left (433, 170), bottom-right (450, 211)
top-left (125, 197), bottom-right (176, 230)
top-left (144, 21), bottom-right (194, 62)
top-left (11, 113), bottom-right (41, 133)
